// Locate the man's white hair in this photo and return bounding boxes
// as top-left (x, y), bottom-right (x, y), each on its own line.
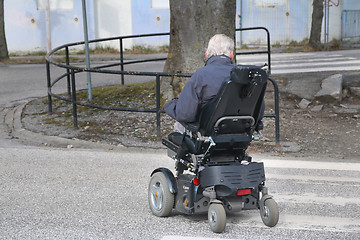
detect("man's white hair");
top-left (206, 34), bottom-right (234, 59)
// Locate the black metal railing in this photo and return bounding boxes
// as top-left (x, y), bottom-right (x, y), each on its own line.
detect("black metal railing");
top-left (45, 27), bottom-right (280, 143)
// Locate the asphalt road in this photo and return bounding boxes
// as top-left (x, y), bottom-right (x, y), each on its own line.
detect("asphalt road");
top-left (0, 60), bottom-right (166, 108)
top-left (0, 148), bottom-right (359, 239)
top-left (1, 50), bottom-right (360, 239)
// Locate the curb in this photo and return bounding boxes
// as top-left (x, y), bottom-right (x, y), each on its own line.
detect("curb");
top-left (4, 101), bottom-right (165, 154)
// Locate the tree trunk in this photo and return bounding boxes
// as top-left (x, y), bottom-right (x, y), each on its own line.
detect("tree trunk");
top-left (309, 0), bottom-right (324, 49)
top-left (161, 0), bottom-right (236, 100)
top-left (0, 0), bottom-right (8, 60)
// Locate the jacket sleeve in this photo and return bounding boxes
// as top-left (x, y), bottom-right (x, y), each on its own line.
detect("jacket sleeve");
top-left (164, 74), bottom-right (201, 123)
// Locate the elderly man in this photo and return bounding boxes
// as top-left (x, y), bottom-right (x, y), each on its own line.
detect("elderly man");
top-left (164, 34), bottom-right (235, 124)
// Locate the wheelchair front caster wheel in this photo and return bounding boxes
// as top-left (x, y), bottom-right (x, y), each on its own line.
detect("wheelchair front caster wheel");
top-left (208, 203), bottom-right (226, 233)
top-left (260, 197), bottom-right (279, 227)
top-left (148, 172), bottom-right (174, 217)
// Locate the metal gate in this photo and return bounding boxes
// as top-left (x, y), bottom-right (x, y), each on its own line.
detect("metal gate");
top-left (342, 10), bottom-right (360, 40)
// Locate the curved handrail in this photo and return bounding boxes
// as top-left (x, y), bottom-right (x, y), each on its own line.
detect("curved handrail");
top-left (45, 27), bottom-right (279, 142)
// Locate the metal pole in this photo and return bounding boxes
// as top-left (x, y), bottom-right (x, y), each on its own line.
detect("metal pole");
top-left (239, 0), bottom-right (243, 49)
top-left (324, 0), bottom-right (326, 50)
top-left (324, 0), bottom-right (329, 50)
top-left (269, 77), bottom-right (280, 144)
top-left (156, 74), bottom-right (161, 138)
top-left (81, 0), bottom-right (92, 101)
top-left (71, 69), bottom-right (78, 128)
top-left (65, 46), bottom-right (71, 96)
top-left (45, 0), bottom-right (51, 52)
top-left (120, 38), bottom-right (125, 85)
top-left (46, 60), bottom-right (52, 113)
top-left (266, 28), bottom-right (271, 74)
top-left (341, 10), bottom-right (345, 41)
top-left (326, 0), bottom-right (330, 50)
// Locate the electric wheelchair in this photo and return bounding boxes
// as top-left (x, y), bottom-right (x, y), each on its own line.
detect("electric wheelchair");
top-left (148, 65), bottom-right (279, 233)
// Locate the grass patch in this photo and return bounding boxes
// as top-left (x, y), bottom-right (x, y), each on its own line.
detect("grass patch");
top-left (42, 80), bottom-right (166, 130)
top-left (237, 44), bottom-right (249, 50)
top-left (0, 57), bottom-right (46, 64)
top-left (75, 80), bottom-right (165, 109)
top-left (43, 118), bottom-right (74, 128)
top-left (124, 44), bottom-right (168, 54)
top-left (35, 80), bottom-right (174, 144)
top-left (9, 50), bottom-right (47, 57)
top-left (75, 46), bottom-right (120, 55)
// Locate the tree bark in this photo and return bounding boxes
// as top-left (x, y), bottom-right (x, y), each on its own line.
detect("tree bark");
top-left (161, 0), bottom-right (236, 100)
top-left (0, 0), bottom-right (8, 60)
top-left (309, 0), bottom-right (324, 49)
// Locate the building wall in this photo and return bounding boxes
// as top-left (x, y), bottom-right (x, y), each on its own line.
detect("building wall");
top-left (94, 0), bottom-right (133, 49)
top-left (238, 0), bottom-right (344, 46)
top-left (342, 0), bottom-right (359, 10)
top-left (341, 0), bottom-right (360, 40)
top-left (316, 0), bottom-right (342, 42)
top-left (4, 0), bottom-right (96, 52)
top-left (3, 0), bottom-right (360, 53)
top-left (239, 0), bottom-right (301, 45)
top-left (130, 0), bottom-right (169, 47)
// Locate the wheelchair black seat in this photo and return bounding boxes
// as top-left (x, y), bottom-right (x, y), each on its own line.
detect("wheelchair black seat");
top-left (164, 64), bottom-right (268, 160)
top-left (195, 65), bottom-right (268, 137)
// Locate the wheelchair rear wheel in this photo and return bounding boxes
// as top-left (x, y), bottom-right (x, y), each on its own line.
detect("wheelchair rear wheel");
top-left (148, 172), bottom-right (174, 217)
top-left (208, 203), bottom-right (226, 233)
top-left (260, 197), bottom-right (279, 227)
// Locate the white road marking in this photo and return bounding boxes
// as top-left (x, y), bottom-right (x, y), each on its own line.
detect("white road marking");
top-left (236, 52), bottom-right (360, 74)
top-left (274, 193), bottom-right (360, 206)
top-left (258, 159), bottom-right (360, 171)
top-left (266, 173), bottom-right (360, 183)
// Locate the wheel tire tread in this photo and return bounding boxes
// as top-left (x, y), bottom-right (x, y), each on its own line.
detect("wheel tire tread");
top-left (261, 198), bottom-right (279, 227)
top-left (148, 172), bottom-right (174, 217)
top-left (208, 203), bottom-right (226, 233)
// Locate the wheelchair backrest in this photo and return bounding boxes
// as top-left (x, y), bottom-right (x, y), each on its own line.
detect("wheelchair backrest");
top-left (197, 65), bottom-right (268, 136)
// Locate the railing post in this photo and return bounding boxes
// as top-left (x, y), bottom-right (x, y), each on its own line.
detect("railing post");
top-left (120, 38), bottom-right (125, 85)
top-left (46, 60), bottom-right (53, 113)
top-left (269, 77), bottom-right (280, 144)
top-left (71, 69), bottom-right (78, 128)
top-left (156, 74), bottom-right (161, 138)
top-left (266, 28), bottom-right (271, 74)
top-left (65, 46), bottom-right (71, 96)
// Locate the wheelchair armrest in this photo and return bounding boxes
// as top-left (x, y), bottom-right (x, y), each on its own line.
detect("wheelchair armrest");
top-left (166, 132), bottom-right (198, 155)
top-left (182, 122), bottom-right (200, 133)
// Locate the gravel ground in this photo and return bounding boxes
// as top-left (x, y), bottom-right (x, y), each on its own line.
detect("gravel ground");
top-left (22, 72), bottom-right (360, 159)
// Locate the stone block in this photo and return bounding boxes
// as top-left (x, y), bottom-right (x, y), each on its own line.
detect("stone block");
top-left (311, 105), bottom-right (323, 112)
top-left (315, 74), bottom-right (343, 103)
top-left (298, 98), bottom-right (311, 109)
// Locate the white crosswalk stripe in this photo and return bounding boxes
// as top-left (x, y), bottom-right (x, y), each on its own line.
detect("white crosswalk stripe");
top-left (261, 158), bottom-right (360, 233)
top-left (236, 49), bottom-right (360, 74)
top-left (162, 157), bottom-right (360, 239)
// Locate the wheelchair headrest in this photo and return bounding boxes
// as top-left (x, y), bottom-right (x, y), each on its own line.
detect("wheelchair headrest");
top-left (230, 65), bottom-right (268, 85)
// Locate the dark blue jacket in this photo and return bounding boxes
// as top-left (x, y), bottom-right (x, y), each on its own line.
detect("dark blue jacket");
top-left (164, 55), bottom-right (234, 122)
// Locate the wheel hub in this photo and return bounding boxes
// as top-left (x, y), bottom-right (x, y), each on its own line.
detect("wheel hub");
top-left (150, 182), bottom-right (163, 211)
top-left (262, 205), bottom-right (270, 219)
top-left (209, 211), bottom-right (217, 226)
